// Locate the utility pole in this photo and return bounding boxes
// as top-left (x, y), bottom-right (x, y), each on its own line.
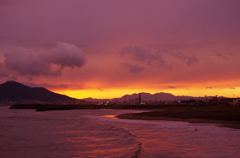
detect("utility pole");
top-left (139, 93), bottom-right (141, 104)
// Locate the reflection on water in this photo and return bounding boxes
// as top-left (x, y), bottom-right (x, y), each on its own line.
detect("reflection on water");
top-left (1, 106), bottom-right (240, 158)
top-left (102, 115), bottom-right (118, 119)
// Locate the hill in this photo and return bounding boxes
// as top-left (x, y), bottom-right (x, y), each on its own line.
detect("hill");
top-left (0, 81), bottom-right (77, 102)
top-left (85, 92), bottom-right (214, 102)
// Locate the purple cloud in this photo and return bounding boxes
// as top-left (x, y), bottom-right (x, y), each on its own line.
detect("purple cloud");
top-left (4, 47), bottom-right (59, 76)
top-left (157, 48), bottom-right (168, 53)
top-left (120, 46), bottom-right (165, 66)
top-left (0, 64), bottom-right (9, 77)
top-left (215, 51), bottom-right (228, 60)
top-left (171, 53), bottom-right (199, 66)
top-left (47, 42), bottom-right (86, 68)
top-left (0, 70), bottom-right (9, 78)
top-left (3, 42), bottom-right (86, 77)
top-left (120, 63), bottom-right (144, 73)
top-left (39, 83), bottom-right (83, 90)
top-left (22, 82), bottom-right (83, 90)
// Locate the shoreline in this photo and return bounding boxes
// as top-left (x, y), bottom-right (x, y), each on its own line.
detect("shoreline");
top-left (116, 107), bottom-right (240, 129)
top-left (9, 103), bottom-right (240, 129)
top-left (117, 113), bottom-right (240, 129)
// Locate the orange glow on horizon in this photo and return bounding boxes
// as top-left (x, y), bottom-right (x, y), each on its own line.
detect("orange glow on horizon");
top-left (54, 86), bottom-right (240, 99)
top-left (50, 79), bottom-right (240, 99)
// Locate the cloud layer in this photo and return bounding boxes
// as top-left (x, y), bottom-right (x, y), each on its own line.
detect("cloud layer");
top-left (120, 63), bottom-right (144, 73)
top-left (120, 46), bottom-right (165, 66)
top-left (0, 1), bottom-right (240, 98)
top-left (3, 42), bottom-right (86, 77)
top-left (171, 53), bottom-right (199, 66)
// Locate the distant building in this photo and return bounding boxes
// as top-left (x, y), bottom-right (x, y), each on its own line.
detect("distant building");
top-left (129, 98), bottom-right (139, 105)
top-left (179, 99), bottom-right (195, 105)
top-left (139, 93), bottom-right (142, 104)
top-left (232, 98), bottom-right (240, 105)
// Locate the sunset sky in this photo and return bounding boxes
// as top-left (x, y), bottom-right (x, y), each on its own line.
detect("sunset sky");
top-left (1, 0), bottom-right (240, 99)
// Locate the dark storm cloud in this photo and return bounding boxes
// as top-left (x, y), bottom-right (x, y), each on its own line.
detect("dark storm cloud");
top-left (3, 42), bottom-right (86, 77)
top-left (120, 63), bottom-right (144, 73)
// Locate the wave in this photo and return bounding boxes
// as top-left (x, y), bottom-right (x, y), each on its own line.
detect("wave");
top-left (107, 125), bottom-right (144, 158)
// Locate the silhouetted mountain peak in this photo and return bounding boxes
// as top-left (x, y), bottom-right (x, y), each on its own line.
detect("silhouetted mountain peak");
top-left (2, 80), bottom-right (29, 88)
top-left (0, 81), bottom-right (76, 102)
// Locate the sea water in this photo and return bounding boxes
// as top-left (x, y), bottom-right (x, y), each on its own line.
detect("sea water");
top-left (1, 106), bottom-right (240, 158)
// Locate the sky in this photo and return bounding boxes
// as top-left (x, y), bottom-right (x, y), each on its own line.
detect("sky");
top-left (1, 0), bottom-right (240, 99)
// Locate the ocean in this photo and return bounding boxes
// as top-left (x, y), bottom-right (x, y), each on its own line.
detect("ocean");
top-left (1, 106), bottom-right (240, 158)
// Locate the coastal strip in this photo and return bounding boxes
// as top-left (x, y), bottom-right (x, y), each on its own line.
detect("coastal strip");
top-left (116, 105), bottom-right (240, 129)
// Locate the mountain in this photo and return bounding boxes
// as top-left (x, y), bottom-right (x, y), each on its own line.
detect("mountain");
top-left (84, 92), bottom-right (216, 102)
top-left (0, 81), bottom-right (218, 104)
top-left (0, 81), bottom-right (77, 102)
top-left (118, 92), bottom-right (177, 101)
top-left (128, 92), bottom-right (208, 101)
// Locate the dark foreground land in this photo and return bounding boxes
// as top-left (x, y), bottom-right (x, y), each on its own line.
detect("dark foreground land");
top-left (10, 103), bottom-right (240, 129)
top-left (117, 105), bottom-right (240, 129)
